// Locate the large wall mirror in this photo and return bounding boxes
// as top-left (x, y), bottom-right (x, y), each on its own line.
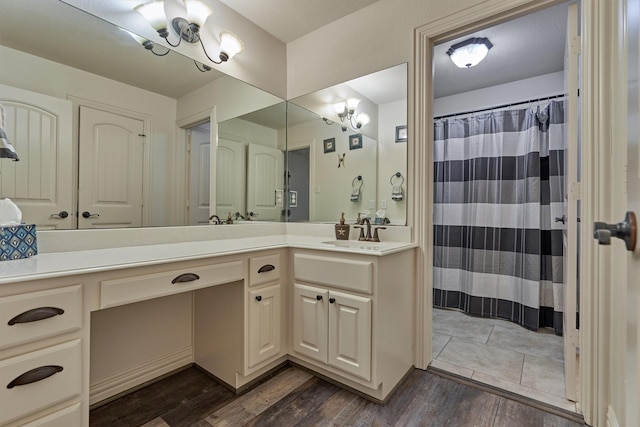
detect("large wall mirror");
top-left (0, 1), bottom-right (407, 229)
top-left (0, 0), bottom-right (284, 229)
top-left (287, 64), bottom-right (407, 225)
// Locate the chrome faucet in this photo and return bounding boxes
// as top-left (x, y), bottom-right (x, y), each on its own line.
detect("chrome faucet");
top-left (209, 214), bottom-right (221, 224)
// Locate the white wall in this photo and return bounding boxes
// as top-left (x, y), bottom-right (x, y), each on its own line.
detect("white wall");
top-left (218, 119), bottom-right (280, 149)
top-left (0, 45), bottom-right (178, 227)
top-left (433, 71), bottom-right (565, 117)
top-left (287, 0), bottom-right (546, 99)
top-left (287, 119), bottom-right (377, 224)
top-left (176, 75), bottom-right (283, 124)
top-left (378, 99), bottom-right (408, 225)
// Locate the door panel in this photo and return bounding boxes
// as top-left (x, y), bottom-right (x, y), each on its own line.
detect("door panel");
top-left (188, 127), bottom-right (211, 225)
top-left (624, 0), bottom-right (639, 424)
top-left (0, 84), bottom-right (73, 229)
top-left (248, 284), bottom-right (281, 368)
top-left (328, 290), bottom-right (371, 381)
top-left (292, 283), bottom-right (328, 363)
top-left (563, 2), bottom-right (580, 402)
top-left (78, 106), bottom-right (144, 228)
top-left (216, 137), bottom-right (245, 220)
top-left (247, 143), bottom-right (283, 221)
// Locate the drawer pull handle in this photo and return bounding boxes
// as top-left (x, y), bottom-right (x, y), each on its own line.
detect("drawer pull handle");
top-left (8, 307), bottom-right (64, 325)
top-left (329, 298), bottom-right (336, 304)
top-left (255, 295), bottom-right (262, 302)
top-left (316, 295), bottom-right (323, 301)
top-left (258, 264), bottom-right (275, 273)
top-left (7, 365), bottom-right (63, 389)
top-left (171, 273), bottom-right (200, 284)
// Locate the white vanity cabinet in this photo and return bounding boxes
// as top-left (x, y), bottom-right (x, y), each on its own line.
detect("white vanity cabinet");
top-left (290, 249), bottom-right (415, 402)
top-left (293, 284), bottom-right (371, 380)
top-left (194, 250), bottom-right (287, 392)
top-left (0, 282), bottom-right (84, 427)
top-left (247, 253), bottom-right (283, 369)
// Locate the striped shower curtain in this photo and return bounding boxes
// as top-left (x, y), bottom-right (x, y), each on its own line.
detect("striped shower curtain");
top-left (433, 101), bottom-right (566, 334)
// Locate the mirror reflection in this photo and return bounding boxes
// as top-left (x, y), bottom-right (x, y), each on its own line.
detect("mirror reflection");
top-left (0, 0), bottom-right (284, 229)
top-left (0, 1), bottom-right (407, 229)
top-left (287, 63), bottom-right (408, 225)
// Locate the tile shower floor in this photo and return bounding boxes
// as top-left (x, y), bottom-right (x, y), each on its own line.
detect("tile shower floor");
top-left (431, 307), bottom-right (578, 413)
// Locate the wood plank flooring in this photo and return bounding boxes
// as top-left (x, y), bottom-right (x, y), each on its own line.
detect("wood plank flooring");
top-left (90, 365), bottom-right (587, 427)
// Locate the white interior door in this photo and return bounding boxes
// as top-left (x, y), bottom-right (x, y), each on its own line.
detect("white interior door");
top-left (247, 143), bottom-right (283, 221)
top-left (563, 2), bottom-right (580, 402)
top-left (216, 136), bottom-right (245, 220)
top-left (188, 127), bottom-right (211, 225)
top-left (0, 84), bottom-right (73, 230)
top-left (623, 0), bottom-right (639, 423)
top-left (78, 106), bottom-right (144, 229)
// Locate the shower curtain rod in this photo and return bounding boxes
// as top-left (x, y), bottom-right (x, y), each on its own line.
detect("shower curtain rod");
top-left (433, 93), bottom-right (567, 120)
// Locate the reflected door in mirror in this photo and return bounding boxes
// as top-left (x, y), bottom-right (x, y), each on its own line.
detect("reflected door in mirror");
top-left (0, 84), bottom-right (73, 230)
top-left (247, 143), bottom-right (283, 221)
top-left (188, 127), bottom-right (211, 225)
top-left (216, 137), bottom-right (245, 220)
top-left (78, 106), bottom-right (144, 229)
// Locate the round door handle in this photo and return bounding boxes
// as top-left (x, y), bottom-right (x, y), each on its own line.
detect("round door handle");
top-left (329, 298), bottom-right (336, 304)
top-left (316, 295), bottom-right (323, 301)
top-left (50, 211), bottom-right (69, 219)
top-left (255, 296), bottom-right (262, 302)
top-left (82, 211), bottom-right (99, 219)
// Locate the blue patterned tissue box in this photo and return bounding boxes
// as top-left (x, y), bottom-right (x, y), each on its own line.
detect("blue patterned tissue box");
top-left (0, 224), bottom-right (38, 261)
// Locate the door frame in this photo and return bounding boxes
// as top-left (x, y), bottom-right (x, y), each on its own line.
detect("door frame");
top-left (69, 95), bottom-right (152, 227)
top-left (176, 108), bottom-right (218, 226)
top-left (413, 0), bottom-right (606, 424)
top-left (286, 138), bottom-right (316, 221)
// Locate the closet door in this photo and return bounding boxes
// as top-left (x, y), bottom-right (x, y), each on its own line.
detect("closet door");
top-left (0, 84), bottom-right (73, 229)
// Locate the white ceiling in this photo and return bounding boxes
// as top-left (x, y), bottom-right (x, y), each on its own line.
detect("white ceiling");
top-left (218, 0), bottom-right (381, 43)
top-left (432, 2), bottom-right (569, 98)
top-left (0, 1), bottom-right (568, 104)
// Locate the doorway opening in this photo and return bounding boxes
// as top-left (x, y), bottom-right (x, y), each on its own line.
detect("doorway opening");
top-left (428, 1), bottom-right (580, 413)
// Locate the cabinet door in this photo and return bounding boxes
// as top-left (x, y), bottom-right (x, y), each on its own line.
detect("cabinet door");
top-left (248, 284), bottom-right (282, 368)
top-left (328, 290), bottom-right (371, 381)
top-left (292, 283), bottom-right (328, 363)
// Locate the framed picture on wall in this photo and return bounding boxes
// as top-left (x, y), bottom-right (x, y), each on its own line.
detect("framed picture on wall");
top-left (323, 137), bottom-right (336, 153)
top-left (349, 134), bottom-right (363, 150)
top-left (395, 125), bottom-right (408, 143)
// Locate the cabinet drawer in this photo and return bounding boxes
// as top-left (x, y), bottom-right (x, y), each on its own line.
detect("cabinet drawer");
top-left (249, 253), bottom-right (281, 286)
top-left (0, 339), bottom-right (81, 425)
top-left (294, 254), bottom-right (373, 293)
top-left (100, 261), bottom-right (243, 308)
top-left (21, 402), bottom-right (81, 427)
top-left (0, 285), bottom-right (82, 350)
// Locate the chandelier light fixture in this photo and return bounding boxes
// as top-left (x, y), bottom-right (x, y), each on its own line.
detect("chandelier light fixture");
top-left (333, 99), bottom-right (370, 129)
top-left (446, 37), bottom-right (493, 68)
top-left (134, 0), bottom-right (244, 64)
top-left (121, 29), bottom-right (212, 72)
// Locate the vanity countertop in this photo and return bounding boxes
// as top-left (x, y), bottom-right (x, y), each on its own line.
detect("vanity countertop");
top-left (0, 234), bottom-right (416, 285)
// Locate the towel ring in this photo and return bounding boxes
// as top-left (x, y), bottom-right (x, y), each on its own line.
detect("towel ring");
top-left (390, 172), bottom-right (404, 186)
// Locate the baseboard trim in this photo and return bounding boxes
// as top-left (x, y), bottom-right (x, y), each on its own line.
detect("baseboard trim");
top-left (427, 366), bottom-right (586, 424)
top-left (89, 347), bottom-right (193, 406)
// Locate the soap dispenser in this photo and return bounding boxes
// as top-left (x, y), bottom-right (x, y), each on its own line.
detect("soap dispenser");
top-left (335, 212), bottom-right (350, 240)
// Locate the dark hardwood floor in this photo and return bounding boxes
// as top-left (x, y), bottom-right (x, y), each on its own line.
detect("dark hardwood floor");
top-left (90, 365), bottom-right (587, 427)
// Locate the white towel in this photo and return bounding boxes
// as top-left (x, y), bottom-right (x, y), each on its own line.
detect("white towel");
top-left (0, 104), bottom-right (19, 161)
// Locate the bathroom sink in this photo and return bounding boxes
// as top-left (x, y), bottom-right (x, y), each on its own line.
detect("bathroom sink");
top-left (321, 240), bottom-right (382, 250)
